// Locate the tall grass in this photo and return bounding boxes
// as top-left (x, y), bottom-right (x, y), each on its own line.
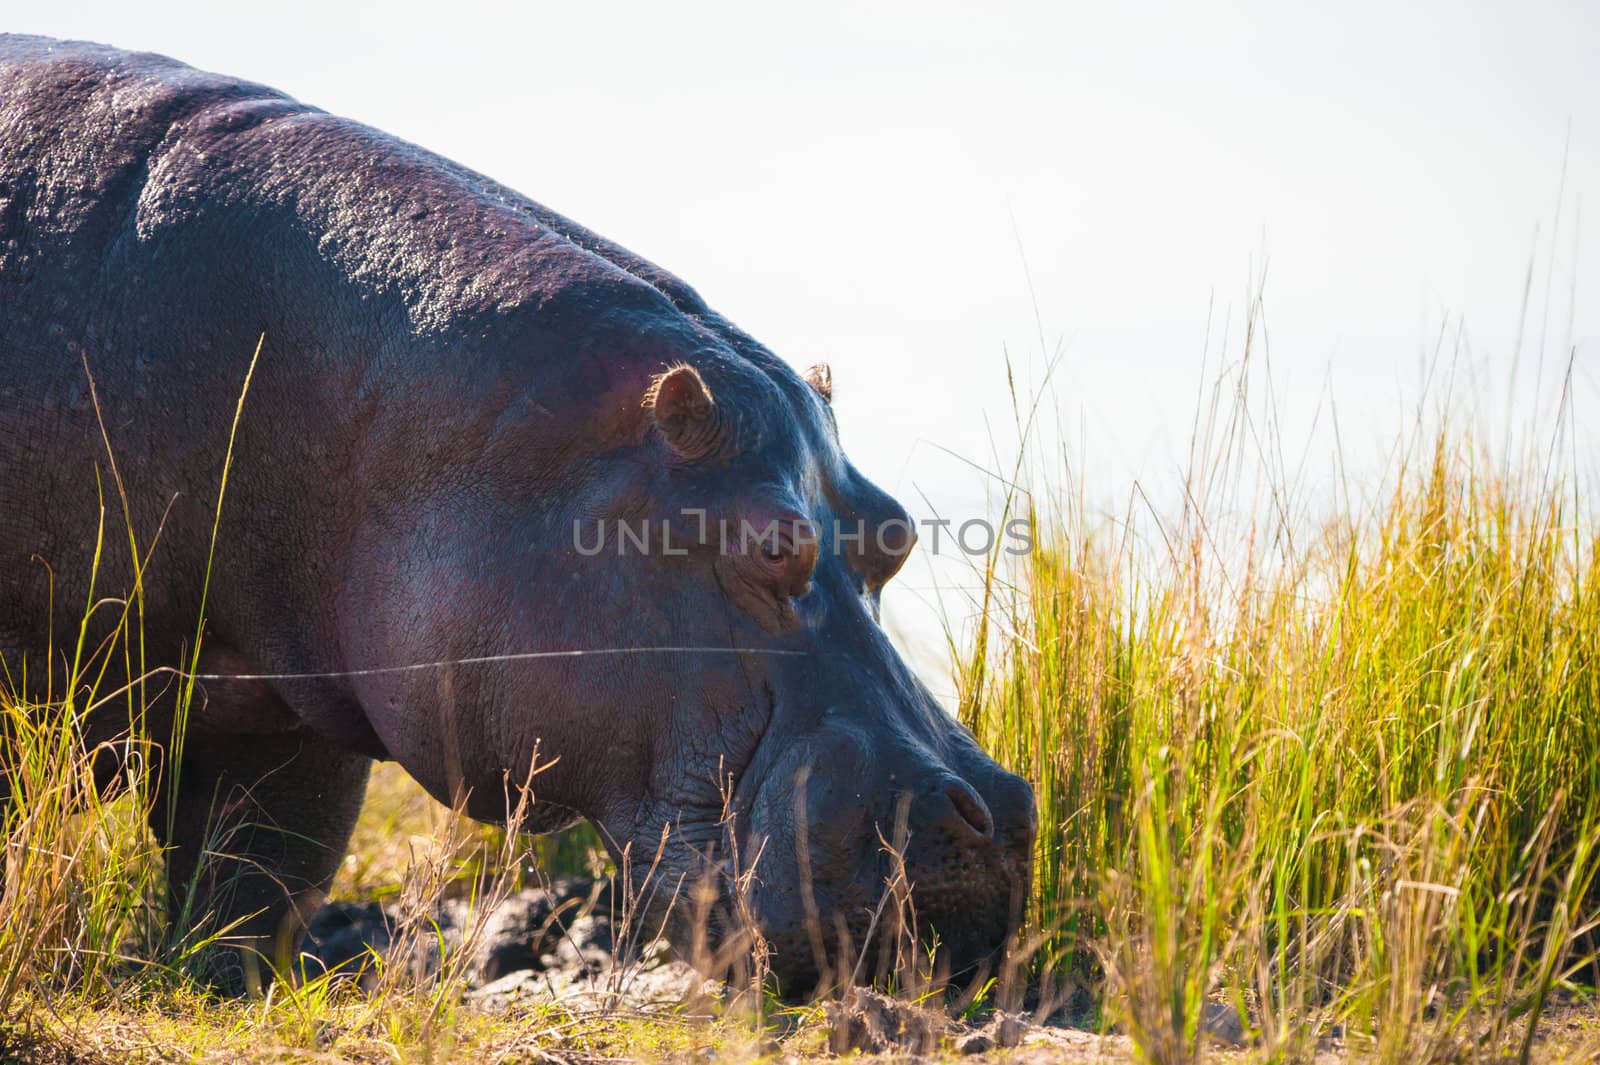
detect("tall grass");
top-left (0, 344), bottom-right (266, 1026)
top-left (0, 505), bottom-right (169, 1026)
top-left (959, 347), bottom-right (1599, 1059)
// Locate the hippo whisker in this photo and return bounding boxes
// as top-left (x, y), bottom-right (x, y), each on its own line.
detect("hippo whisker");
top-left (175, 646), bottom-right (812, 683)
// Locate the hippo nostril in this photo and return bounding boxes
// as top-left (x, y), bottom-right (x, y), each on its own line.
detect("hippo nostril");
top-left (943, 780), bottom-right (995, 841)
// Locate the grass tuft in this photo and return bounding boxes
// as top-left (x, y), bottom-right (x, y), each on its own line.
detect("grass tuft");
top-left (959, 345), bottom-right (1599, 1060)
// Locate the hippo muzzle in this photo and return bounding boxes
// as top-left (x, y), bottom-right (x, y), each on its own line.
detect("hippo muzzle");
top-left (734, 709), bottom-right (1037, 995)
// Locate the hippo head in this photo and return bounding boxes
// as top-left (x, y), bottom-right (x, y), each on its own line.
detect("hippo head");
top-left (341, 306), bottom-right (1035, 996)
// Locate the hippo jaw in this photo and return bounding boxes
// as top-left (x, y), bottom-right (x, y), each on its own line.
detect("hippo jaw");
top-left (707, 690), bottom-right (1035, 998)
top-left (612, 696), bottom-right (1037, 997)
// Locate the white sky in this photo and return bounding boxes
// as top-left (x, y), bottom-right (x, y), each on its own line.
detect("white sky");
top-left (12, 2), bottom-right (1599, 676)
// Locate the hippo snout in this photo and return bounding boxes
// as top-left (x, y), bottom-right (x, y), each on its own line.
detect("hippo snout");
top-left (892, 763), bottom-right (1037, 971)
top-left (741, 733), bottom-right (1036, 997)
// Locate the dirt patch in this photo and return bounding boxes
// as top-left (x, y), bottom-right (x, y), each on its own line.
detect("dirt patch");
top-left (302, 879), bottom-right (1137, 1058)
top-left (303, 876), bottom-right (715, 1008)
top-left (822, 988), bottom-right (945, 1055)
top-left (815, 996), bottom-right (1136, 1063)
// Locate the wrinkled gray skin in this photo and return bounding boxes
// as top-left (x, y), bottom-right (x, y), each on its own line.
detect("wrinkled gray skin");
top-left (0, 36), bottom-right (1035, 996)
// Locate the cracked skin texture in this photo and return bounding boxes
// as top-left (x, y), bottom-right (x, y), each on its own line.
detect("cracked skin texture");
top-left (0, 34), bottom-right (1035, 996)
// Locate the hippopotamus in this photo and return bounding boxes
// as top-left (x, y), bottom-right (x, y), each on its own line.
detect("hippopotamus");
top-left (0, 35), bottom-right (1035, 995)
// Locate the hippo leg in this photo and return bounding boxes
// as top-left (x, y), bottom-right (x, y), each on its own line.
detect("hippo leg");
top-left (153, 729), bottom-right (370, 993)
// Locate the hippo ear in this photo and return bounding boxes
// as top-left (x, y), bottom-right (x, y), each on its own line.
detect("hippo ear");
top-left (803, 362), bottom-right (833, 403)
top-left (645, 363), bottom-right (722, 460)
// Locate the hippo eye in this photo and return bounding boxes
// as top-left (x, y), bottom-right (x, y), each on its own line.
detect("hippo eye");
top-left (747, 517), bottom-right (819, 599)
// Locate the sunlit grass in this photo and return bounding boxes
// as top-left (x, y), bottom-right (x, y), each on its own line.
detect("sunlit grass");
top-left (959, 349), bottom-right (1600, 1060)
